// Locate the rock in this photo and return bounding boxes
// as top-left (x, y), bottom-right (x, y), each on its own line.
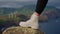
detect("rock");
top-left (2, 26), bottom-right (44, 34)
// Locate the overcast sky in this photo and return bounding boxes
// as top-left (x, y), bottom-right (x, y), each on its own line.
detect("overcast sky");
top-left (0, 0), bottom-right (60, 8)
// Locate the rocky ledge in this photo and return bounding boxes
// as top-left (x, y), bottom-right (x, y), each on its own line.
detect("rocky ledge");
top-left (2, 26), bottom-right (44, 34)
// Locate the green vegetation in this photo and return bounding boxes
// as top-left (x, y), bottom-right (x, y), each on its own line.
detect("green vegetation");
top-left (0, 19), bottom-right (5, 24)
top-left (0, 5), bottom-right (58, 24)
top-left (18, 8), bottom-right (34, 16)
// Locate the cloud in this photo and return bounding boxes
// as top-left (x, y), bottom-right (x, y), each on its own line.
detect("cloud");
top-left (48, 0), bottom-right (60, 4)
top-left (0, 0), bottom-right (37, 8)
top-left (0, 0), bottom-right (60, 8)
top-left (0, 5), bottom-right (23, 8)
top-left (48, 0), bottom-right (60, 3)
top-left (47, 0), bottom-right (60, 8)
top-left (56, 6), bottom-right (60, 9)
top-left (0, 0), bottom-right (36, 2)
top-left (0, 2), bottom-right (24, 8)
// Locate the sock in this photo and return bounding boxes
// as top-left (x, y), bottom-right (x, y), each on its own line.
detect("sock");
top-left (30, 12), bottom-right (39, 22)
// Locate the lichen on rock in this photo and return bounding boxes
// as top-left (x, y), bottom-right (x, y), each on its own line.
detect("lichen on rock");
top-left (2, 26), bottom-right (44, 34)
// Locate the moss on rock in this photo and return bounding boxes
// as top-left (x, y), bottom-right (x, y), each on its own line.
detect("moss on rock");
top-left (2, 26), bottom-right (44, 34)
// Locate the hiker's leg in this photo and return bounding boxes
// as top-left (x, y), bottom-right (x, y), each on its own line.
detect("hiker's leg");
top-left (29, 0), bottom-right (48, 20)
top-left (35, 0), bottom-right (48, 14)
top-left (19, 0), bottom-right (48, 29)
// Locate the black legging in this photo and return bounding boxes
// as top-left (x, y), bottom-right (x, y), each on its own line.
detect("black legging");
top-left (35, 0), bottom-right (48, 14)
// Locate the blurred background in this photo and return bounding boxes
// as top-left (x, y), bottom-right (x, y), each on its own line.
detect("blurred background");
top-left (0, 0), bottom-right (60, 34)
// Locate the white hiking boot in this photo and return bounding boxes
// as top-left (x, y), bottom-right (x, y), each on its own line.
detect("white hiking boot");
top-left (19, 12), bottom-right (39, 29)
